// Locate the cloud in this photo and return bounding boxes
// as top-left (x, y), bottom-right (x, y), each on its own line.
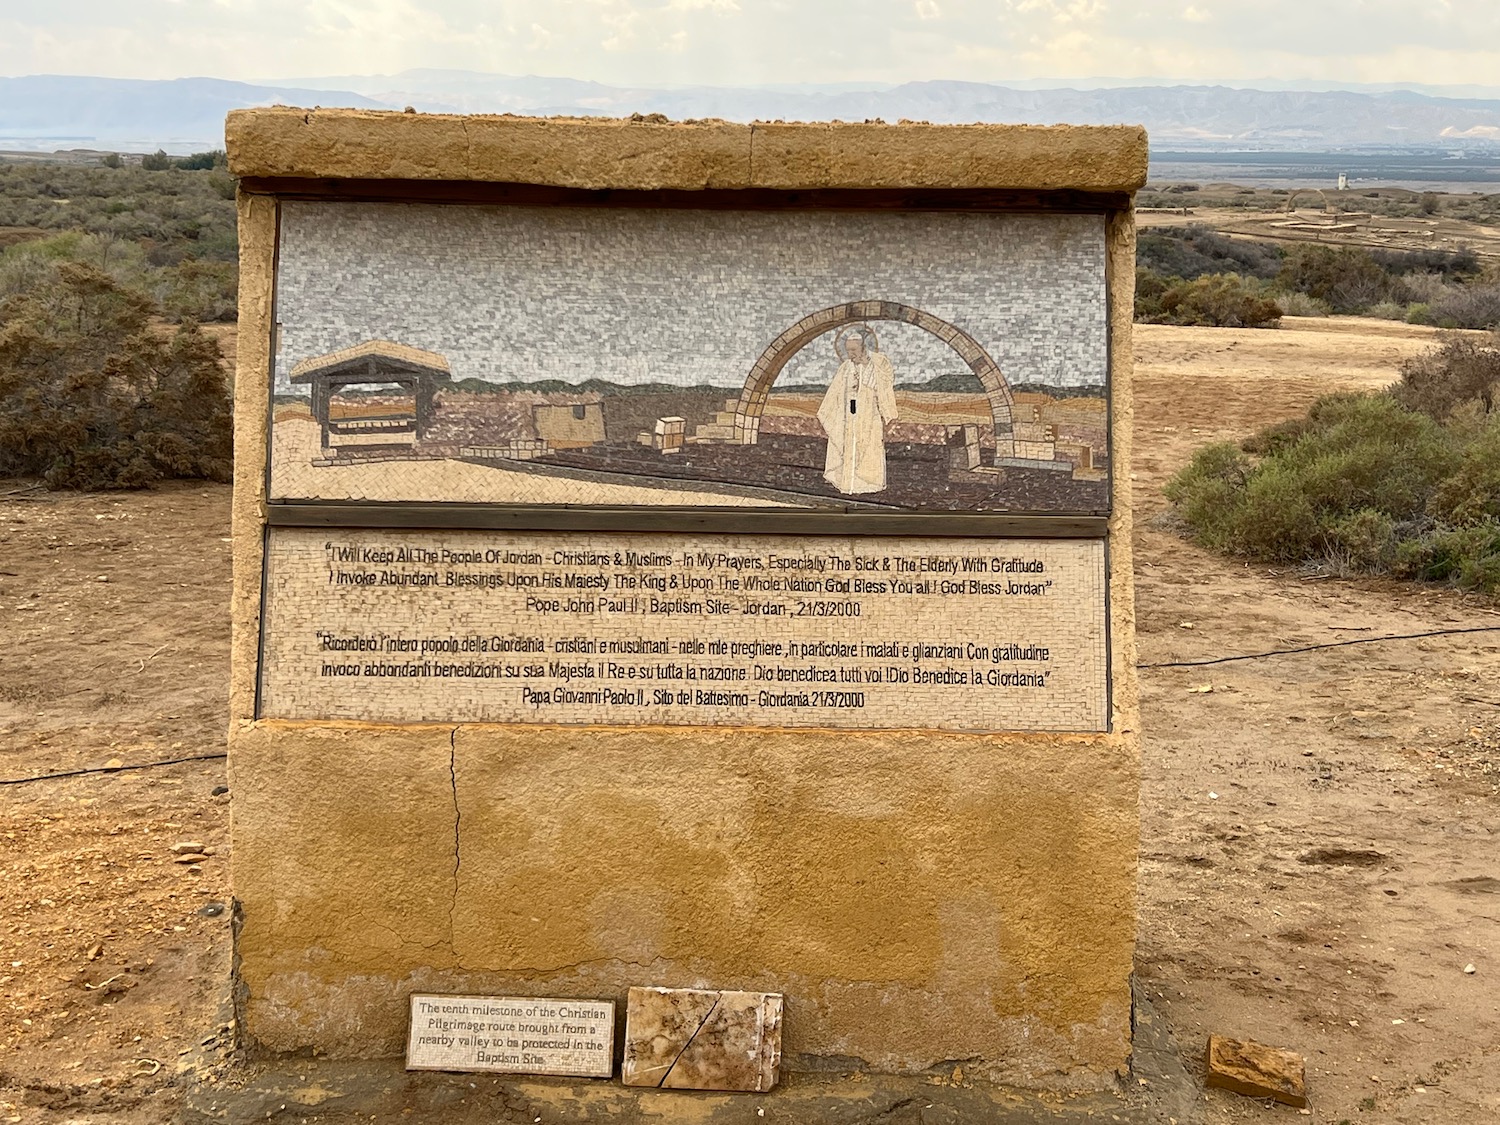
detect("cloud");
top-left (0, 0), bottom-right (1497, 89)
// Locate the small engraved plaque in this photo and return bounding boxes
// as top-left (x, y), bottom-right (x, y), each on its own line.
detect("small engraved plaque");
top-left (405, 994), bottom-right (615, 1077)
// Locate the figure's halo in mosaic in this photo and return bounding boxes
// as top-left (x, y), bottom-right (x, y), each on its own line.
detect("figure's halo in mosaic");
top-left (832, 322), bottom-right (879, 362)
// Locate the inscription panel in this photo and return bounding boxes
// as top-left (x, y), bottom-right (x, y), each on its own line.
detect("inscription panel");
top-left (406, 994), bottom-right (614, 1076)
top-left (260, 529), bottom-right (1108, 732)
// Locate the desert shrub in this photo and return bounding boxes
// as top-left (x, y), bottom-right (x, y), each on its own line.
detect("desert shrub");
top-left (1169, 352), bottom-right (1500, 594)
top-left (140, 150), bottom-right (173, 172)
top-left (1134, 268), bottom-right (1172, 320)
top-left (1429, 414), bottom-right (1500, 524)
top-left (1325, 508), bottom-right (1400, 571)
top-left (157, 258), bottom-right (238, 322)
top-left (0, 159), bottom-right (238, 319)
top-left (1369, 248), bottom-right (1480, 280)
top-left (1275, 291), bottom-right (1330, 317)
top-left (0, 261), bottom-right (232, 489)
top-left (1168, 394), bottom-right (1458, 563)
top-left (1365, 300), bottom-right (1408, 321)
top-left (174, 149), bottom-right (227, 171)
top-left (1401, 271), bottom-right (1460, 304)
top-left (1161, 442), bottom-right (1251, 548)
top-left (1137, 225), bottom-right (1283, 281)
top-left (1392, 522), bottom-right (1500, 590)
top-left (1391, 334), bottom-right (1500, 419)
top-left (1142, 273), bottom-right (1283, 328)
top-left (1277, 245), bottom-right (1403, 314)
top-left (1428, 284), bottom-right (1500, 331)
top-left (1407, 303), bottom-right (1434, 325)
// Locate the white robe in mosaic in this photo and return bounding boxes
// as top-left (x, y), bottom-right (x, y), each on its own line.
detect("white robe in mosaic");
top-left (818, 352), bottom-right (898, 495)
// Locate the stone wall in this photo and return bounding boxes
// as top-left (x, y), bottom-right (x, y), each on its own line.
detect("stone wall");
top-left (227, 112), bottom-right (1145, 1090)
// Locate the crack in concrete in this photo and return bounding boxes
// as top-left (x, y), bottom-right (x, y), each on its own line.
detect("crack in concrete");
top-left (449, 726), bottom-right (460, 938)
top-left (658, 994), bottom-right (721, 1088)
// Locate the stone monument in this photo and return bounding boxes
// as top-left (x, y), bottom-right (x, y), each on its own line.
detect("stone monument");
top-left (226, 109), bottom-right (1146, 1088)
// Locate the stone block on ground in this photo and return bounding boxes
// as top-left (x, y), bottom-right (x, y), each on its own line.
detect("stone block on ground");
top-left (1205, 1035), bottom-right (1308, 1107)
top-left (622, 986), bottom-right (782, 1091)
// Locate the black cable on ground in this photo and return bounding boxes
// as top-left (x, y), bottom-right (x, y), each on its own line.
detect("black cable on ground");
top-left (1140, 624), bottom-right (1500, 669)
top-left (0, 752), bottom-right (227, 788)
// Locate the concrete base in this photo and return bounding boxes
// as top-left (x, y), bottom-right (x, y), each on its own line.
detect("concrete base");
top-left (179, 987), bottom-right (1202, 1124)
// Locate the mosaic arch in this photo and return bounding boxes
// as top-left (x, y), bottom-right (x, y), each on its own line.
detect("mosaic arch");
top-left (730, 300), bottom-right (1016, 459)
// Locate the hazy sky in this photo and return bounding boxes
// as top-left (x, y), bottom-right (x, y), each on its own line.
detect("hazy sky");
top-left (3, 0), bottom-right (1499, 89)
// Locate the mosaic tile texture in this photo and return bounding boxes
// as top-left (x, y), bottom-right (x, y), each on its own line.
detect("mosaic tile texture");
top-left (268, 203), bottom-right (1110, 513)
top-left (259, 528), bottom-right (1109, 733)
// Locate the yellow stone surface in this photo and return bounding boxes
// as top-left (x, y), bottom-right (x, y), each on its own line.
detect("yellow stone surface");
top-left (226, 108), bottom-right (1148, 193)
top-left (226, 111), bottom-right (1143, 1088)
top-left (1205, 1035), bottom-right (1309, 1108)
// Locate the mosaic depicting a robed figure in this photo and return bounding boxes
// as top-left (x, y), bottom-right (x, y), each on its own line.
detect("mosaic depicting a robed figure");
top-left (818, 327), bottom-right (898, 495)
top-left (268, 205), bottom-right (1111, 514)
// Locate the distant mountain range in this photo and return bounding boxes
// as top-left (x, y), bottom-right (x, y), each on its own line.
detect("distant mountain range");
top-left (4, 71), bottom-right (1500, 156)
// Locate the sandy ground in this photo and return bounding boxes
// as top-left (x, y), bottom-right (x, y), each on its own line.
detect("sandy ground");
top-left (1, 315), bottom-right (1497, 1123)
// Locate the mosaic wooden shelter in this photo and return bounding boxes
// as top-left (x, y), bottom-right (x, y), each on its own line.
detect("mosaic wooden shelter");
top-left (288, 339), bottom-right (452, 455)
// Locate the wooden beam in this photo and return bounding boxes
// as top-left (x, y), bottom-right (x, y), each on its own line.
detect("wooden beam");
top-left (240, 179), bottom-right (1130, 215)
top-left (266, 501), bottom-right (1109, 538)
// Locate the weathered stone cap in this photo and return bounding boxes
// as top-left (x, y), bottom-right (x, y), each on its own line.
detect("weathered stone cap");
top-left (225, 108), bottom-right (1148, 193)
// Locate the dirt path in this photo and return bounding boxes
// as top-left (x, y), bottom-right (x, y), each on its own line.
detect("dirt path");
top-left (1, 319), bottom-right (1496, 1122)
top-left (0, 485), bottom-right (233, 1122)
top-left (1133, 316), bottom-right (1499, 1123)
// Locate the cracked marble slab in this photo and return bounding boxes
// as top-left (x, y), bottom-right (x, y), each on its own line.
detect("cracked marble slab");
top-left (622, 986), bottom-right (782, 1091)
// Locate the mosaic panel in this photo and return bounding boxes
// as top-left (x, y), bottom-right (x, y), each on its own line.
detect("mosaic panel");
top-left (259, 528), bottom-right (1109, 732)
top-left (268, 203), bottom-right (1110, 514)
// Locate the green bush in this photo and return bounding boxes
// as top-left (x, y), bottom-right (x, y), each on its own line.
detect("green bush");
top-left (1137, 225), bottom-right (1284, 281)
top-left (1131, 225), bottom-right (1491, 328)
top-left (0, 261), bottom-right (232, 489)
top-left (1429, 415), bottom-right (1500, 524)
top-left (174, 149), bottom-right (227, 171)
top-left (1392, 522), bottom-right (1500, 590)
top-left (1326, 508), bottom-right (1399, 571)
top-left (1161, 442), bottom-right (1251, 548)
top-left (156, 257), bottom-right (237, 322)
top-left (1140, 272), bottom-right (1283, 328)
top-left (1163, 391), bottom-right (1500, 589)
top-left (1391, 334), bottom-right (1500, 420)
top-left (1228, 395), bottom-right (1455, 559)
top-left (1275, 291), bottom-right (1330, 317)
top-left (1277, 245), bottom-right (1402, 314)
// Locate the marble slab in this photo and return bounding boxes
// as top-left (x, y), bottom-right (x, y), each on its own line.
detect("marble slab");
top-left (622, 986), bottom-right (782, 1091)
top-left (405, 994), bottom-right (614, 1077)
top-left (258, 529), bottom-right (1110, 733)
